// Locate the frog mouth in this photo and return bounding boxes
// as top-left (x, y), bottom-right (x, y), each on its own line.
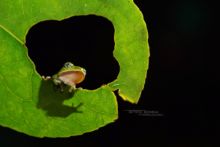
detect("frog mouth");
top-left (59, 71), bottom-right (86, 84)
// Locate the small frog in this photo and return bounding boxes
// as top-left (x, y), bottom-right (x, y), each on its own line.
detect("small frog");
top-left (42, 62), bottom-right (86, 92)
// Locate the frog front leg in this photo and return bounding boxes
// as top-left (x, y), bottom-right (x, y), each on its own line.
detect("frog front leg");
top-left (52, 78), bottom-right (66, 92)
top-left (53, 78), bottom-right (62, 86)
top-left (68, 83), bottom-right (76, 93)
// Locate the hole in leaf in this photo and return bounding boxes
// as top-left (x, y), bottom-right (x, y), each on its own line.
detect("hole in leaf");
top-left (26, 15), bottom-right (119, 90)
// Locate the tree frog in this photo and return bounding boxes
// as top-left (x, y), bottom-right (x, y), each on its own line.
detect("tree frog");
top-left (42, 62), bottom-right (86, 92)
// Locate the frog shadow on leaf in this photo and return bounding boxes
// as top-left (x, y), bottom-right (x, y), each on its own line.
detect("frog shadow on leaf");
top-left (37, 80), bottom-right (83, 117)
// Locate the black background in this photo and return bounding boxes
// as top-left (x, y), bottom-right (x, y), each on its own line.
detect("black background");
top-left (0, 0), bottom-right (218, 146)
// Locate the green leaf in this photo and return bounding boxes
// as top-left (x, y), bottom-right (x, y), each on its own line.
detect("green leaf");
top-left (0, 0), bottom-right (149, 137)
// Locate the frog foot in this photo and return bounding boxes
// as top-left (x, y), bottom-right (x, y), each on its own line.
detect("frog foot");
top-left (42, 76), bottom-right (51, 80)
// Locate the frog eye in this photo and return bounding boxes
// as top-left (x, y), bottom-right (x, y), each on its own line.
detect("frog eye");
top-left (64, 62), bottom-right (74, 68)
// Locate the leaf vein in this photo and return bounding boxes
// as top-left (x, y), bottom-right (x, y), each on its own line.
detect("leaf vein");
top-left (0, 24), bottom-right (23, 45)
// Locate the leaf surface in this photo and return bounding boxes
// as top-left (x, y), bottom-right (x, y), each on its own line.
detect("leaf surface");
top-left (0, 0), bottom-right (149, 137)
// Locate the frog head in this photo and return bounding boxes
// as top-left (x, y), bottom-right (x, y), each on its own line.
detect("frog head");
top-left (51, 62), bottom-right (86, 92)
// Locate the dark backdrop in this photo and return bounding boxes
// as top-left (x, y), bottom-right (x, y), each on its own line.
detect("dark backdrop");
top-left (0, 0), bottom-right (218, 146)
